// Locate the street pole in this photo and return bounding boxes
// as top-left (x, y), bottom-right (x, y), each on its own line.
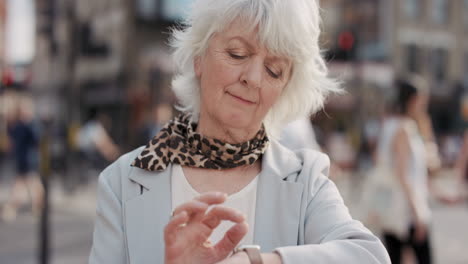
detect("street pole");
top-left (38, 0), bottom-right (56, 262)
top-left (39, 118), bottom-right (52, 264)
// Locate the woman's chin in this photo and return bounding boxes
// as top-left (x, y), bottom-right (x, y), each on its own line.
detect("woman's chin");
top-left (219, 112), bottom-right (256, 130)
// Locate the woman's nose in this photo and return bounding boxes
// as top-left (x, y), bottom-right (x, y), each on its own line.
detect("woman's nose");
top-left (240, 58), bottom-right (262, 89)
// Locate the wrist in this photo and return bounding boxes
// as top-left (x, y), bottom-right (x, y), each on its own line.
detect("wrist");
top-left (261, 253), bottom-right (282, 264)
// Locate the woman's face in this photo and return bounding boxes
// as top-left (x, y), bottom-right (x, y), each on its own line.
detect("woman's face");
top-left (195, 19), bottom-right (292, 132)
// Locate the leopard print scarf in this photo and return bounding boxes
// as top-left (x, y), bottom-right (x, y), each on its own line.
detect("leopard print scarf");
top-left (131, 113), bottom-right (269, 171)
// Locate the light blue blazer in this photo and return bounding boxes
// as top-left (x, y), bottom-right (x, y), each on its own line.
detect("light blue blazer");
top-left (89, 140), bottom-right (390, 263)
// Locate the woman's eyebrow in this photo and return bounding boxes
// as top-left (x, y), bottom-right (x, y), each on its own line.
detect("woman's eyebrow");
top-left (227, 36), bottom-right (256, 50)
top-left (266, 56), bottom-right (292, 68)
top-left (227, 36), bottom-right (291, 66)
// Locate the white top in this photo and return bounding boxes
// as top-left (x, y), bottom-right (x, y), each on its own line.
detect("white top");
top-left (171, 164), bottom-right (258, 245)
top-left (377, 117), bottom-right (430, 223)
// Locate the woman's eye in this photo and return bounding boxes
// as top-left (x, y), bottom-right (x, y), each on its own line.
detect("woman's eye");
top-left (266, 67), bottom-right (281, 79)
top-left (228, 53), bottom-right (246, 60)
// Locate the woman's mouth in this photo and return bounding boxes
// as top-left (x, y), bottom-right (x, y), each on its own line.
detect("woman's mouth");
top-left (227, 92), bottom-right (255, 105)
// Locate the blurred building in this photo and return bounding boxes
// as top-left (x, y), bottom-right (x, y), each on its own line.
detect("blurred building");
top-left (28, 0), bottom-right (468, 154)
top-left (0, 0), bottom-right (6, 154)
top-left (31, 0), bottom-right (186, 150)
top-left (320, 0), bottom-right (468, 135)
top-left (0, 0), bottom-right (5, 69)
top-left (393, 0), bottom-right (468, 133)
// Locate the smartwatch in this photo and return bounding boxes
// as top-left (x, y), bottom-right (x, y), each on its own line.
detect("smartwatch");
top-left (234, 245), bottom-right (263, 264)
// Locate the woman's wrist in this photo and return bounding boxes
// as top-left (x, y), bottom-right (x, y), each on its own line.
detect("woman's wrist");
top-left (231, 251), bottom-right (250, 262)
top-left (261, 253), bottom-right (282, 264)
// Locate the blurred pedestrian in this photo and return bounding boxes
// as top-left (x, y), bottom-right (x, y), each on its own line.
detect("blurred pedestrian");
top-left (1, 96), bottom-right (44, 222)
top-left (77, 107), bottom-right (120, 168)
top-left (454, 131), bottom-right (468, 201)
top-left (279, 118), bottom-right (347, 180)
top-left (279, 117), bottom-right (321, 151)
top-left (373, 76), bottom-right (434, 264)
top-left (137, 103), bottom-right (174, 146)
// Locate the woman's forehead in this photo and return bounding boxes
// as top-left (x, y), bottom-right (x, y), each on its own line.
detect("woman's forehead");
top-left (218, 19), bottom-right (259, 45)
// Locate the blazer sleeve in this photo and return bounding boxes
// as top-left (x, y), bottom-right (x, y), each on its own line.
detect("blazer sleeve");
top-left (275, 153), bottom-right (390, 264)
top-left (89, 166), bottom-right (127, 264)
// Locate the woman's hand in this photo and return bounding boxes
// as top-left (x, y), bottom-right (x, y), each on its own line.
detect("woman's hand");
top-left (164, 192), bottom-right (248, 264)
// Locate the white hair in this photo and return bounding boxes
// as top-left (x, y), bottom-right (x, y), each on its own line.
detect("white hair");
top-left (170, 0), bottom-right (341, 137)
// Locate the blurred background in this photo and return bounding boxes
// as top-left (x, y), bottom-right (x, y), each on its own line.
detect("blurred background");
top-left (0, 0), bottom-right (467, 263)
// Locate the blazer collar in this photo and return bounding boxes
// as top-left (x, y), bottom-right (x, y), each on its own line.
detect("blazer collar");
top-left (259, 139), bottom-right (302, 180)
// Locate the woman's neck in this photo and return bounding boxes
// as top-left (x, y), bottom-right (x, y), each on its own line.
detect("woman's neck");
top-left (196, 113), bottom-right (261, 144)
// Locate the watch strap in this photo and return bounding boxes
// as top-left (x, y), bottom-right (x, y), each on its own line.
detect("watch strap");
top-left (243, 247), bottom-right (263, 264)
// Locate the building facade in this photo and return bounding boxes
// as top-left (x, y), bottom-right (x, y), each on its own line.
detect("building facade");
top-left (320, 0), bottom-right (467, 134)
top-left (0, 0), bottom-right (5, 70)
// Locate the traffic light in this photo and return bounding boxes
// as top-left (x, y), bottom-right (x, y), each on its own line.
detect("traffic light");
top-left (326, 30), bottom-right (357, 62)
top-left (1, 69), bottom-right (13, 87)
top-left (338, 31), bottom-right (355, 52)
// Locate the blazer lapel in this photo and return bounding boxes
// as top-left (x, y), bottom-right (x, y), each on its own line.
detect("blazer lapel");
top-left (125, 165), bottom-right (172, 264)
top-left (253, 141), bottom-right (304, 252)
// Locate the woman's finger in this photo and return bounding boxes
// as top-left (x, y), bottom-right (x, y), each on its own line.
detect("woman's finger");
top-left (213, 222), bottom-right (249, 258)
top-left (202, 206), bottom-right (245, 229)
top-left (164, 211), bottom-right (189, 245)
top-left (172, 200), bottom-right (208, 218)
top-left (194, 192), bottom-right (227, 205)
top-left (172, 192), bottom-right (227, 219)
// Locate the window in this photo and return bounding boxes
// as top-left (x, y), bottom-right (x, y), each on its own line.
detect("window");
top-left (136, 0), bottom-right (159, 21)
top-left (430, 48), bottom-right (448, 83)
top-left (431, 0), bottom-right (450, 24)
top-left (464, 53), bottom-right (468, 87)
top-left (403, 0), bottom-right (421, 18)
top-left (405, 44), bottom-right (421, 74)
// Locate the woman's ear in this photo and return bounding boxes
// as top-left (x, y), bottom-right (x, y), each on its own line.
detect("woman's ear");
top-left (194, 56), bottom-right (202, 78)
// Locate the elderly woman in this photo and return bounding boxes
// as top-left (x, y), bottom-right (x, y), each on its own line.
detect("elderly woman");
top-left (89, 0), bottom-right (390, 263)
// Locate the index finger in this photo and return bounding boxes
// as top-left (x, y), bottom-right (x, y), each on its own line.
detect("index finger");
top-left (194, 192), bottom-right (227, 205)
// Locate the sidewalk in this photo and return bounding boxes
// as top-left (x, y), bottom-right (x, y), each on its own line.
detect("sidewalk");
top-left (0, 175), bottom-right (98, 218)
top-left (0, 170), bottom-right (98, 264)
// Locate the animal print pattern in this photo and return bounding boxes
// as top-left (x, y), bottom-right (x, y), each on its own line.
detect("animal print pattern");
top-left (132, 113), bottom-right (269, 171)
